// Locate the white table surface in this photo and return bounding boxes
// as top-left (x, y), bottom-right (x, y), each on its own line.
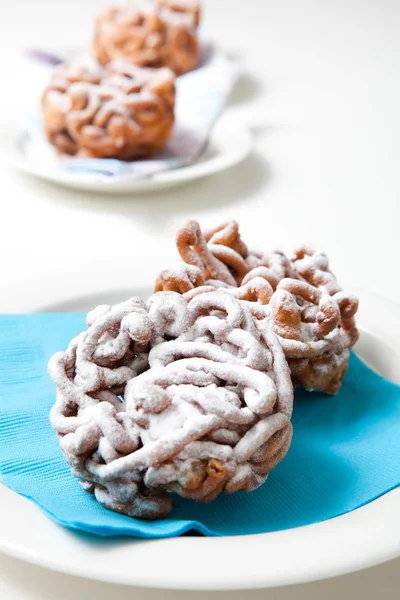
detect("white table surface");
top-left (0, 0), bottom-right (399, 597)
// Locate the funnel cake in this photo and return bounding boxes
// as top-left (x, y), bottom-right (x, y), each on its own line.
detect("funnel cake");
top-left (155, 220), bottom-right (359, 394)
top-left (49, 290), bottom-right (293, 520)
top-left (42, 61), bottom-right (175, 159)
top-left (93, 1), bottom-right (200, 76)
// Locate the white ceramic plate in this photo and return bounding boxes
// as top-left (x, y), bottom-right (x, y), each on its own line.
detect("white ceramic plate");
top-left (0, 113), bottom-right (252, 193)
top-left (0, 285), bottom-right (399, 591)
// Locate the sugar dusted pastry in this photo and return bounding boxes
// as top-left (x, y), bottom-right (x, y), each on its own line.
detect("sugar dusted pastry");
top-left (48, 290), bottom-right (293, 520)
top-left (155, 220), bottom-right (359, 394)
top-left (269, 249), bottom-right (359, 394)
top-left (42, 60), bottom-right (175, 159)
top-left (93, 0), bottom-right (201, 76)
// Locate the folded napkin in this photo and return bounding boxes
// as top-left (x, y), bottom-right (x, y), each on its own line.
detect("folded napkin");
top-left (25, 45), bottom-right (238, 180)
top-left (0, 314), bottom-right (399, 538)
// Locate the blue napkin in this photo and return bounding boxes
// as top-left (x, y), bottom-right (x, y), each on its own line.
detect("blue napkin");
top-left (0, 314), bottom-right (399, 538)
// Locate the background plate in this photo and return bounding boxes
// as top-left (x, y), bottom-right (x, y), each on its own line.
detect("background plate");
top-left (0, 114), bottom-right (252, 193)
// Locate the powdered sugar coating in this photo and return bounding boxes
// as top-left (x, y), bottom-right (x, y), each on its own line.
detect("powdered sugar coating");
top-left (173, 220), bottom-right (294, 288)
top-left (155, 264), bottom-right (205, 293)
top-left (49, 289), bottom-right (293, 519)
top-left (155, 219), bottom-right (360, 394)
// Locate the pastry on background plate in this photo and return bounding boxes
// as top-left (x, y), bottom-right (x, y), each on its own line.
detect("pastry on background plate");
top-left (42, 60), bottom-right (175, 159)
top-left (155, 220), bottom-right (359, 394)
top-left (93, 0), bottom-right (201, 76)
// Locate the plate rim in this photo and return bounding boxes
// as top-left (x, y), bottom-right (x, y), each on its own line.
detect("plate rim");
top-left (0, 289), bottom-right (399, 590)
